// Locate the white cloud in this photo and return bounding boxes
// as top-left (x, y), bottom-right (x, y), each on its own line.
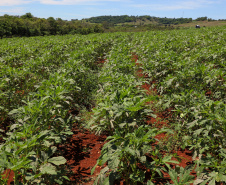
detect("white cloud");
top-left (0, 7), bottom-right (25, 14)
top-left (130, 0), bottom-right (220, 11)
top-left (39, 0), bottom-right (120, 5)
top-left (0, 0), bottom-right (32, 6)
top-left (0, 0), bottom-right (126, 6)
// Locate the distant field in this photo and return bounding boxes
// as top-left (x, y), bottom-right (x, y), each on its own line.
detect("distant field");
top-left (178, 20), bottom-right (226, 27)
top-left (116, 19), bottom-right (226, 28)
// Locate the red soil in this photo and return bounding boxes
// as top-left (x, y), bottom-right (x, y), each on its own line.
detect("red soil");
top-left (2, 169), bottom-right (14, 185)
top-left (15, 90), bottom-right (25, 96)
top-left (95, 59), bottom-right (106, 67)
top-left (58, 126), bottom-right (107, 184)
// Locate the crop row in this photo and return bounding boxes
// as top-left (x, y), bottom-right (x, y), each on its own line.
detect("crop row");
top-left (0, 34), bottom-right (114, 184)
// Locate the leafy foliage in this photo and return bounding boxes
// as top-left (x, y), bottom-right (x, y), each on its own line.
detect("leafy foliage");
top-left (92, 126), bottom-right (177, 184)
top-left (0, 26), bottom-right (225, 184)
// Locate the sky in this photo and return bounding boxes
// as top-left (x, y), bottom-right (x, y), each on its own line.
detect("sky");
top-left (0, 0), bottom-right (225, 20)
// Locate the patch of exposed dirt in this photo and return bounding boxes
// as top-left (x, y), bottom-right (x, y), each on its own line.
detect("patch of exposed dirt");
top-left (2, 169), bottom-right (14, 185)
top-left (59, 126), bottom-right (107, 185)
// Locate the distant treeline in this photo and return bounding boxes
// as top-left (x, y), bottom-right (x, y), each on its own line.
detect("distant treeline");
top-left (87, 15), bottom-right (192, 25)
top-left (0, 13), bottom-right (104, 39)
top-left (87, 15), bottom-right (218, 25)
top-left (0, 13), bottom-right (222, 39)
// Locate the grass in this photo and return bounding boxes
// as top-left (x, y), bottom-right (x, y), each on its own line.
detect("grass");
top-left (177, 20), bottom-right (226, 27)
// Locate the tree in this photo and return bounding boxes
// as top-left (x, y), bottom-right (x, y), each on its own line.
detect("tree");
top-left (195, 16), bottom-right (208, 21)
top-left (102, 21), bottom-right (110, 29)
top-left (0, 22), bottom-right (5, 39)
top-left (21, 13), bottom-right (34, 19)
top-left (47, 17), bottom-right (58, 35)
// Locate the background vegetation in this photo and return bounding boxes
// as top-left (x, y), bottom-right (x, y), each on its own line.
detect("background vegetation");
top-left (1, 13), bottom-right (226, 39)
top-left (0, 13), bottom-right (104, 39)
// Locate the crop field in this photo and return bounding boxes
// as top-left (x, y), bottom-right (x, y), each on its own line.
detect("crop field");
top-left (0, 26), bottom-right (225, 185)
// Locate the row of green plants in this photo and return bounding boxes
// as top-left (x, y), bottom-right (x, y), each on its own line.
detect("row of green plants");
top-left (0, 34), bottom-right (114, 184)
top-left (85, 33), bottom-right (195, 184)
top-left (133, 26), bottom-right (226, 184)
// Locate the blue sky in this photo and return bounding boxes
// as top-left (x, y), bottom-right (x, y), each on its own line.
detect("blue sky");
top-left (0, 0), bottom-right (225, 20)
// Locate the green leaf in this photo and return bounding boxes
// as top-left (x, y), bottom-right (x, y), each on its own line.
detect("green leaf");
top-left (54, 179), bottom-right (63, 184)
top-left (208, 178), bottom-right (216, 185)
top-left (62, 176), bottom-right (70, 181)
top-left (40, 163), bottom-right (57, 175)
top-left (8, 109), bottom-right (20, 115)
top-left (194, 128), bottom-right (204, 136)
top-left (147, 180), bottom-right (155, 185)
top-left (91, 163), bottom-right (98, 175)
top-left (48, 156), bottom-right (66, 165)
top-left (108, 157), bottom-right (120, 170)
top-left (130, 170), bottom-right (145, 182)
